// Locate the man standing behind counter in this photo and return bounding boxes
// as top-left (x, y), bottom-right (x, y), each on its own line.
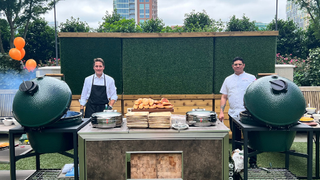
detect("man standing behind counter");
top-left (219, 57), bottom-right (257, 168)
top-left (80, 58), bottom-right (118, 118)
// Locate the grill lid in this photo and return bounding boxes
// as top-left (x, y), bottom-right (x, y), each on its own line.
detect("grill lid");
top-left (12, 76), bottom-right (72, 128)
top-left (244, 75), bottom-right (305, 126)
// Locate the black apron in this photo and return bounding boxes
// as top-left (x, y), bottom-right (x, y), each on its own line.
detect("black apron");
top-left (84, 75), bottom-right (109, 118)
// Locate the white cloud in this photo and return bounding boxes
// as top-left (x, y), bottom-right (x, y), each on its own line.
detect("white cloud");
top-left (41, 0), bottom-right (287, 29)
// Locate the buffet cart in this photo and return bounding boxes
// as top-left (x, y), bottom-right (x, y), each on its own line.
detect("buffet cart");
top-left (78, 118), bottom-right (230, 180)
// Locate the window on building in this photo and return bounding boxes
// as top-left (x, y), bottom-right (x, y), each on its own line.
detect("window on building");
top-left (140, 20), bottom-right (144, 23)
top-left (117, 4), bottom-right (129, 8)
top-left (129, 0), bottom-right (134, 2)
top-left (146, 9), bottom-right (149, 13)
top-left (139, 0), bottom-right (144, 2)
top-left (146, 15), bottom-right (149, 18)
top-left (140, 4), bottom-right (144, 9)
top-left (140, 14), bottom-right (144, 18)
top-left (140, 9), bottom-right (144, 14)
top-left (118, 9), bottom-right (129, 13)
top-left (146, 0), bottom-right (149, 2)
top-left (129, 4), bottom-right (135, 8)
top-left (145, 4), bottom-right (149, 8)
top-left (129, 9), bottom-right (135, 13)
top-left (129, 15), bottom-right (135, 19)
top-left (118, 0), bottom-right (128, 2)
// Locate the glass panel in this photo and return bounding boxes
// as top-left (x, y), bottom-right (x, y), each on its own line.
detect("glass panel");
top-left (139, 0), bottom-right (144, 2)
top-left (146, 15), bottom-right (149, 18)
top-left (140, 14), bottom-right (144, 18)
top-left (145, 4), bottom-right (149, 8)
top-left (117, 4), bottom-right (129, 8)
top-left (140, 4), bottom-right (144, 9)
top-left (146, 9), bottom-right (149, 13)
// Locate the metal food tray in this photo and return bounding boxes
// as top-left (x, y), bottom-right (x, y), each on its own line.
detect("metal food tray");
top-left (239, 168), bottom-right (298, 180)
top-left (26, 169), bottom-right (74, 180)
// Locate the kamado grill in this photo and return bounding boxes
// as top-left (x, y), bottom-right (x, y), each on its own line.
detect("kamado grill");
top-left (9, 76), bottom-right (91, 180)
top-left (240, 75), bottom-right (306, 152)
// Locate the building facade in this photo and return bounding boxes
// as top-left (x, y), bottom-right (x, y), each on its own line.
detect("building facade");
top-left (113, 0), bottom-right (158, 24)
top-left (286, 0), bottom-right (310, 29)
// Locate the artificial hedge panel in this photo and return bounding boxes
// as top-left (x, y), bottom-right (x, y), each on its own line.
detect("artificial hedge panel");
top-left (60, 38), bottom-right (122, 95)
top-left (213, 36), bottom-right (276, 94)
top-left (122, 38), bottom-right (214, 94)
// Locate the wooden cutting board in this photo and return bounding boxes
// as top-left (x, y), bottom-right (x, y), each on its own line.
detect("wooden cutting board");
top-left (131, 108), bottom-right (174, 112)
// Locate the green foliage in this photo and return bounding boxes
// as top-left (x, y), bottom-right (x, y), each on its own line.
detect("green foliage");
top-left (97, 9), bottom-right (123, 32)
top-left (288, 0), bottom-right (320, 40)
top-left (59, 16), bottom-right (90, 32)
top-left (276, 48), bottom-right (320, 86)
top-left (0, 53), bottom-right (21, 72)
top-left (0, 19), bottom-right (10, 53)
top-left (225, 15), bottom-right (259, 31)
top-left (267, 19), bottom-right (307, 59)
top-left (304, 24), bottom-right (320, 51)
top-left (18, 18), bottom-right (56, 64)
top-left (183, 10), bottom-right (214, 31)
top-left (0, 0), bottom-right (57, 48)
top-left (103, 18), bottom-right (142, 33)
top-left (161, 26), bottom-right (185, 33)
top-left (140, 18), bottom-right (165, 33)
top-left (304, 48), bottom-right (320, 86)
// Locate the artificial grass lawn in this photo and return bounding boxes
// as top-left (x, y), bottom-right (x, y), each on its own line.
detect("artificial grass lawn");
top-left (0, 142), bottom-right (315, 178)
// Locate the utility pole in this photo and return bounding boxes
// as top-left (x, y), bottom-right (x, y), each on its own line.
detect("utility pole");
top-left (54, 0), bottom-right (59, 66)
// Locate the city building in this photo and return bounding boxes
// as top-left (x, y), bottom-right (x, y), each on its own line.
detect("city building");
top-left (286, 0), bottom-right (310, 29)
top-left (113, 0), bottom-right (158, 24)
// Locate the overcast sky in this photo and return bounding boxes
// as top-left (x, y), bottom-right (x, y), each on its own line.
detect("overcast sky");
top-left (41, 0), bottom-right (287, 29)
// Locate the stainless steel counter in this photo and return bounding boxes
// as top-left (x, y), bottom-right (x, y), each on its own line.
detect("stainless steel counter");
top-left (78, 116), bottom-right (230, 180)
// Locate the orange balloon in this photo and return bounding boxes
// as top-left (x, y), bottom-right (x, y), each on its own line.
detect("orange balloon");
top-left (25, 59), bottom-right (37, 72)
top-left (14, 37), bottom-right (25, 50)
top-left (19, 48), bottom-right (25, 60)
top-left (9, 48), bottom-right (22, 60)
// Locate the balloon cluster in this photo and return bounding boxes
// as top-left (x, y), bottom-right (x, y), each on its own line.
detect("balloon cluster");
top-left (9, 37), bottom-right (37, 72)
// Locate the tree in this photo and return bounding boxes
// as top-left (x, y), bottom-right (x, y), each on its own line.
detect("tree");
top-left (304, 24), bottom-right (320, 52)
top-left (59, 16), bottom-right (90, 32)
top-left (267, 18), bottom-right (307, 58)
top-left (0, 0), bottom-right (57, 49)
top-left (140, 18), bottom-right (165, 33)
top-left (96, 10), bottom-right (122, 32)
top-left (225, 15), bottom-right (259, 31)
top-left (288, 0), bottom-right (320, 40)
top-left (183, 10), bottom-right (213, 31)
top-left (0, 19), bottom-right (10, 53)
top-left (102, 18), bottom-right (142, 33)
top-left (18, 18), bottom-right (55, 63)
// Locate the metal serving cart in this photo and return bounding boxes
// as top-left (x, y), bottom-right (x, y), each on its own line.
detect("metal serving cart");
top-left (9, 118), bottom-right (91, 180)
top-left (232, 118), bottom-right (314, 180)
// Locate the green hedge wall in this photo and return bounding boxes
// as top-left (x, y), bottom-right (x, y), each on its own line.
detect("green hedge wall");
top-left (60, 38), bottom-right (122, 95)
top-left (213, 36), bottom-right (276, 94)
top-left (123, 38), bottom-right (214, 94)
top-left (59, 34), bottom-right (276, 95)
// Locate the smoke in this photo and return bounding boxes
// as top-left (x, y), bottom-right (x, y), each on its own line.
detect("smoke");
top-left (0, 68), bottom-right (37, 89)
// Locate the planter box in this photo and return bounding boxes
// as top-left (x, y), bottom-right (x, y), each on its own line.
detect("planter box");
top-left (275, 64), bottom-right (295, 81)
top-left (37, 66), bottom-right (61, 79)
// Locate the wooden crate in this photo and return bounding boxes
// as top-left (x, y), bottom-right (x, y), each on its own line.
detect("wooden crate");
top-left (130, 153), bottom-right (182, 179)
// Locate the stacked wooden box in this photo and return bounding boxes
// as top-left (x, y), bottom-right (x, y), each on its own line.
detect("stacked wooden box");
top-left (126, 112), bottom-right (149, 128)
top-left (148, 112), bottom-right (172, 128)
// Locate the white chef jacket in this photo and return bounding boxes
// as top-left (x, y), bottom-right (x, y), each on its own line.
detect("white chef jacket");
top-left (220, 72), bottom-right (256, 120)
top-left (79, 73), bottom-right (118, 106)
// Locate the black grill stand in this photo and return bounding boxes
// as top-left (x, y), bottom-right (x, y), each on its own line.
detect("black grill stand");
top-left (9, 118), bottom-right (91, 180)
top-left (232, 118), bottom-right (314, 180)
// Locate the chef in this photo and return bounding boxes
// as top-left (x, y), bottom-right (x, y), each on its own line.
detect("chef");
top-left (79, 58), bottom-right (117, 118)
